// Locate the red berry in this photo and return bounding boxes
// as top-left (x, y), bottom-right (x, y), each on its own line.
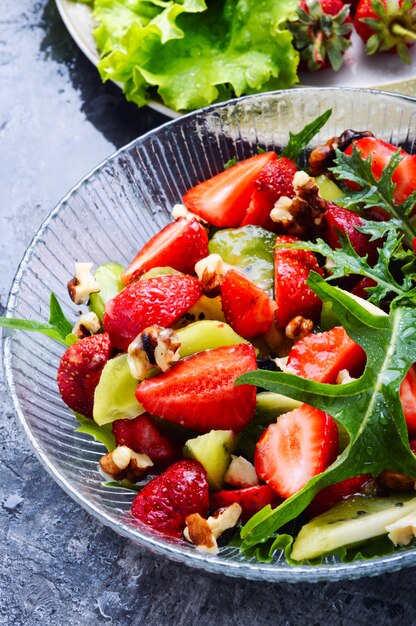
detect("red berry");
top-left (325, 203), bottom-right (379, 265)
top-left (211, 485), bottom-right (282, 522)
top-left (112, 414), bottom-right (181, 468)
top-left (131, 460), bottom-right (209, 537)
top-left (136, 343), bottom-right (257, 433)
top-left (306, 475), bottom-right (372, 518)
top-left (400, 365), bottom-right (416, 436)
top-left (183, 152), bottom-right (277, 228)
top-left (255, 404), bottom-right (339, 499)
top-left (103, 274), bottom-right (202, 351)
top-left (121, 218), bottom-right (209, 284)
top-left (57, 333), bottom-right (112, 418)
top-left (221, 270), bottom-right (275, 339)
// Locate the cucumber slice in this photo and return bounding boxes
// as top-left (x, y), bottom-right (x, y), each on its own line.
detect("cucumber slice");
top-left (209, 225), bottom-right (275, 293)
top-left (93, 354), bottom-right (145, 426)
top-left (183, 430), bottom-right (236, 490)
top-left (315, 175), bottom-right (345, 202)
top-left (177, 320), bottom-right (247, 358)
top-left (139, 266), bottom-right (182, 280)
top-left (89, 262), bottom-right (124, 320)
top-left (256, 392), bottom-right (302, 418)
top-left (291, 494), bottom-right (416, 561)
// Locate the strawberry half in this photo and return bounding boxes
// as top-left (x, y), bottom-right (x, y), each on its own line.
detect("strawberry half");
top-left (255, 405), bottom-right (339, 499)
top-left (121, 218), bottom-right (209, 285)
top-left (103, 274), bottom-right (202, 351)
top-left (286, 326), bottom-right (367, 383)
top-left (131, 460), bottom-right (209, 537)
top-left (136, 343), bottom-right (257, 432)
top-left (400, 365), bottom-right (416, 436)
top-left (274, 235), bottom-right (323, 327)
top-left (324, 203), bottom-right (379, 265)
top-left (211, 485), bottom-right (282, 522)
top-left (183, 152), bottom-right (277, 228)
top-left (354, 0), bottom-right (416, 63)
top-left (57, 333), bottom-right (112, 418)
top-left (220, 269), bottom-right (275, 340)
top-left (241, 157), bottom-right (297, 231)
top-left (112, 414), bottom-right (181, 468)
top-left (306, 475), bottom-right (373, 518)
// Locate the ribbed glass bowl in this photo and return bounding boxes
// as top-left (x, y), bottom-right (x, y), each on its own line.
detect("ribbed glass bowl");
top-left (4, 88), bottom-right (416, 582)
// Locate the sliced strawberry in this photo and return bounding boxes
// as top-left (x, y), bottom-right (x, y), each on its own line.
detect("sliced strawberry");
top-left (274, 235), bottom-right (323, 327)
top-left (220, 269), bottom-right (275, 339)
top-left (57, 333), bottom-right (112, 418)
top-left (286, 326), bottom-right (366, 383)
top-left (103, 274), bottom-right (202, 351)
top-left (183, 152), bottom-right (277, 228)
top-left (255, 405), bottom-right (339, 499)
top-left (400, 365), bottom-right (416, 436)
top-left (241, 157), bottom-right (297, 231)
top-left (121, 218), bottom-right (209, 285)
top-left (130, 460), bottom-right (209, 538)
top-left (112, 414), bottom-right (181, 468)
top-left (306, 474), bottom-right (372, 518)
top-left (136, 343), bottom-right (257, 432)
top-left (345, 137), bottom-right (416, 207)
top-left (324, 203), bottom-right (379, 264)
top-left (211, 485), bottom-right (282, 522)
top-left (351, 277), bottom-right (378, 299)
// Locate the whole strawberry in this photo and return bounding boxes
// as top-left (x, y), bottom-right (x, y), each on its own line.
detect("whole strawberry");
top-left (354, 0), bottom-right (416, 62)
top-left (57, 333), bottom-right (112, 418)
top-left (288, 0), bottom-right (353, 71)
top-left (131, 460), bottom-right (209, 537)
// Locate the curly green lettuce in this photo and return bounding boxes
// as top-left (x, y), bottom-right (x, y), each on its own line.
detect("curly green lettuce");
top-left (85, 0), bottom-right (299, 111)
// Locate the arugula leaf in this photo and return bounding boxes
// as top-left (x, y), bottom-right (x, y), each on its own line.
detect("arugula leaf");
top-left (236, 273), bottom-right (416, 555)
top-left (331, 146), bottom-right (416, 243)
top-left (283, 220), bottom-right (416, 306)
top-left (102, 480), bottom-right (142, 492)
top-left (281, 109), bottom-right (332, 164)
top-left (74, 413), bottom-right (116, 452)
top-left (0, 293), bottom-right (74, 346)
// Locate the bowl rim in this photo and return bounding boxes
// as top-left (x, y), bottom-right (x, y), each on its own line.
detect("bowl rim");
top-left (4, 87), bottom-right (416, 582)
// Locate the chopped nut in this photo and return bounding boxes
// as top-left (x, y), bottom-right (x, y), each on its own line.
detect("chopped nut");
top-left (127, 325), bottom-right (181, 379)
top-left (270, 171), bottom-right (327, 239)
top-left (308, 129), bottom-right (374, 177)
top-left (99, 445), bottom-right (153, 481)
top-left (285, 316), bottom-right (313, 340)
top-left (67, 262), bottom-right (100, 305)
top-left (171, 203), bottom-right (207, 224)
top-left (224, 455), bottom-right (259, 488)
top-left (72, 311), bottom-right (101, 339)
top-left (386, 510), bottom-right (416, 546)
top-left (194, 254), bottom-right (234, 292)
top-left (184, 503), bottom-right (242, 554)
top-left (377, 470), bottom-right (416, 493)
top-left (336, 369), bottom-right (356, 385)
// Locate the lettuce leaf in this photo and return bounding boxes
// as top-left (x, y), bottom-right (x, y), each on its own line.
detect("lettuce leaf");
top-left (90, 0), bottom-right (299, 111)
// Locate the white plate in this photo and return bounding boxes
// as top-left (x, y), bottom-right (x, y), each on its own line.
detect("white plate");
top-left (56, 0), bottom-right (416, 119)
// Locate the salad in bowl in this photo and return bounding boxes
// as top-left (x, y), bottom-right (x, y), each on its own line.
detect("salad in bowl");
top-left (3, 88), bottom-right (416, 581)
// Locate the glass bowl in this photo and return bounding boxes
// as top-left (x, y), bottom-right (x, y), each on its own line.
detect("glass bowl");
top-left (4, 88), bottom-right (416, 582)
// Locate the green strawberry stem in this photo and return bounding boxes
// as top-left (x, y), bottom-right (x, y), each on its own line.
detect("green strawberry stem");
top-left (391, 23), bottom-right (416, 40)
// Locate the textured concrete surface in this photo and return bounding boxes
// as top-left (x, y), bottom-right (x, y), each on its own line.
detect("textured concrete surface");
top-left (2, 2), bottom-right (416, 625)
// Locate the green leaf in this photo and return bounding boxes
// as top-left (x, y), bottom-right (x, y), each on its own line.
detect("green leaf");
top-left (102, 480), bottom-right (142, 492)
top-left (236, 274), bottom-right (416, 554)
top-left (224, 156), bottom-right (238, 169)
top-left (0, 293), bottom-right (74, 346)
top-left (281, 108), bottom-right (332, 164)
top-left (74, 413), bottom-right (116, 452)
top-left (331, 146), bottom-right (416, 243)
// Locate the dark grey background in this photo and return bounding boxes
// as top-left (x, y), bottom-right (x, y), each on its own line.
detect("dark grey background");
top-left (1, 2), bottom-right (416, 624)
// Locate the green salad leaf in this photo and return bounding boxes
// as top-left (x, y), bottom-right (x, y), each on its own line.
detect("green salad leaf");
top-left (0, 293), bottom-right (74, 346)
top-left (74, 413), bottom-right (116, 451)
top-left (237, 273), bottom-right (416, 556)
top-left (331, 146), bottom-right (416, 243)
top-left (281, 108), bottom-right (332, 164)
top-left (89, 0), bottom-right (299, 111)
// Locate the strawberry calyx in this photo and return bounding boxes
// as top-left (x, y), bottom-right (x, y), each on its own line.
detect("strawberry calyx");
top-left (288, 0), bottom-right (353, 71)
top-left (357, 0), bottom-right (416, 63)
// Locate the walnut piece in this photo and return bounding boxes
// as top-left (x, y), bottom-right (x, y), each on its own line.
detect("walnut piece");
top-left (99, 446), bottom-right (153, 481)
top-left (67, 262), bottom-right (100, 305)
top-left (184, 503), bottom-right (242, 554)
top-left (72, 311), bottom-right (101, 339)
top-left (308, 129), bottom-right (374, 177)
top-left (171, 203), bottom-right (207, 224)
top-left (127, 325), bottom-right (181, 380)
top-left (285, 316), bottom-right (313, 340)
top-left (194, 254), bottom-right (234, 292)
